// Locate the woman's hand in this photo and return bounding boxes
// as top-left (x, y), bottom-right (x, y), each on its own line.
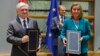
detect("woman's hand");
top-left (63, 38), bottom-right (67, 46)
top-left (80, 37), bottom-right (83, 42)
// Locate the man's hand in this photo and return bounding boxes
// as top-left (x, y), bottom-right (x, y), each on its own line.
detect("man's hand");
top-left (36, 44), bottom-right (41, 52)
top-left (57, 22), bottom-right (63, 30)
top-left (21, 35), bottom-right (29, 43)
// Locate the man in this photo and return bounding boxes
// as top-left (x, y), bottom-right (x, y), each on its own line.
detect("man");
top-left (7, 2), bottom-right (40, 56)
top-left (51, 5), bottom-right (67, 56)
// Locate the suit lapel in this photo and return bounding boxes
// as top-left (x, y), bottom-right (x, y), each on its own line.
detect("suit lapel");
top-left (16, 17), bottom-right (32, 29)
top-left (28, 19), bottom-right (33, 28)
top-left (16, 17), bottom-right (25, 34)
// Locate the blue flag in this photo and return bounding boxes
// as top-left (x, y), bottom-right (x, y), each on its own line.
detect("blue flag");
top-left (45, 0), bottom-right (58, 56)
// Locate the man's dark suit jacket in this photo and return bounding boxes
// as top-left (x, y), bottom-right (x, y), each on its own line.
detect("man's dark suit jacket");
top-left (51, 16), bottom-right (66, 36)
top-left (7, 16), bottom-right (39, 56)
top-left (51, 16), bottom-right (66, 56)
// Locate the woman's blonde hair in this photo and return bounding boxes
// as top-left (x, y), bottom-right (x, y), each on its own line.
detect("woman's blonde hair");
top-left (70, 3), bottom-right (83, 19)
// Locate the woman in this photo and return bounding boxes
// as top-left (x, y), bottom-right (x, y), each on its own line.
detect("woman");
top-left (60, 3), bottom-right (91, 56)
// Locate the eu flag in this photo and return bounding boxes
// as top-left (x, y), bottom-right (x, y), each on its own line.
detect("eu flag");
top-left (45, 0), bottom-right (58, 56)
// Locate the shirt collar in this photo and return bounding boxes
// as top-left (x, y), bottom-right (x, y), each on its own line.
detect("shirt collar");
top-left (19, 17), bottom-right (27, 23)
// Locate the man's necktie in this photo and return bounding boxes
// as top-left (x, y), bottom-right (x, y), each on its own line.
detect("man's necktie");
top-left (61, 16), bottom-right (64, 23)
top-left (23, 20), bottom-right (27, 29)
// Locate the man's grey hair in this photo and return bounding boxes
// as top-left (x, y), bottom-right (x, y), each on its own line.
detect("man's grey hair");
top-left (16, 2), bottom-right (29, 9)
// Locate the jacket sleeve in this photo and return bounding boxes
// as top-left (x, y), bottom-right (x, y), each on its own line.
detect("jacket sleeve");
top-left (7, 23), bottom-right (22, 45)
top-left (51, 17), bottom-right (59, 32)
top-left (82, 20), bottom-right (91, 41)
top-left (60, 20), bottom-right (67, 39)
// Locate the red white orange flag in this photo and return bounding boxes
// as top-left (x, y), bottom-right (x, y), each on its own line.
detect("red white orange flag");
top-left (19, 0), bottom-right (26, 3)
